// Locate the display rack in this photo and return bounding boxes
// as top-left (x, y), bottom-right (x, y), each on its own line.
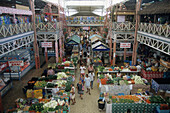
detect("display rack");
top-left (2, 49), bottom-right (35, 80)
top-left (0, 77), bottom-right (12, 97)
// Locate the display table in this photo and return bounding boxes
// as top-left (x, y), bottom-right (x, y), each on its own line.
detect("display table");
top-left (141, 69), bottom-right (163, 79)
top-left (106, 102), bottom-right (112, 113)
top-left (0, 81), bottom-right (12, 96)
top-left (97, 70), bottom-right (140, 74)
top-left (152, 78), bottom-right (170, 93)
top-left (100, 84), bottom-right (131, 95)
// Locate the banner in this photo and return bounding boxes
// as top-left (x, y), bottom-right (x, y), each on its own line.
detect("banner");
top-left (41, 42), bottom-right (52, 48)
top-left (120, 43), bottom-right (131, 48)
top-left (8, 60), bottom-right (24, 66)
top-left (0, 62), bottom-right (8, 71)
top-left (0, 6), bottom-right (32, 15)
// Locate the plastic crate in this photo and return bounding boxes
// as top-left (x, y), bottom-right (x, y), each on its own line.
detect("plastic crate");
top-left (156, 106), bottom-right (170, 113)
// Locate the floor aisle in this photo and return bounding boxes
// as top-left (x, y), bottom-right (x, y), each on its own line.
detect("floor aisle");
top-left (70, 66), bottom-right (105, 113)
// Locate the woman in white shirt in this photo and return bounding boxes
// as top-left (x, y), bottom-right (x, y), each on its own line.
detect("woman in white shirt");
top-left (89, 71), bottom-right (95, 89)
top-left (80, 64), bottom-right (86, 75)
top-left (116, 71), bottom-right (122, 78)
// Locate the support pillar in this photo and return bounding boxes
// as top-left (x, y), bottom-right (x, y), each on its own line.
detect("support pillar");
top-left (113, 34), bottom-right (117, 66)
top-left (55, 34), bottom-right (59, 63)
top-left (59, 33), bottom-right (62, 60)
top-left (45, 45), bottom-right (48, 63)
top-left (13, 14), bottom-right (16, 24)
top-left (132, 0), bottom-right (142, 65)
top-left (109, 36), bottom-right (112, 63)
top-left (29, 0), bottom-right (40, 69)
top-left (124, 48), bottom-right (127, 60)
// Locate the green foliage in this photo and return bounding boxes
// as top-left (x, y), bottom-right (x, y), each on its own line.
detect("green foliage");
top-left (29, 103), bottom-right (44, 112)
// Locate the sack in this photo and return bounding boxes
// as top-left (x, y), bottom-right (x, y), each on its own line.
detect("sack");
top-left (82, 85), bottom-right (84, 91)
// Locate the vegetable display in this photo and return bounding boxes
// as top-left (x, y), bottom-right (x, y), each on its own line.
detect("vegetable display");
top-left (34, 81), bottom-right (47, 88)
top-left (57, 72), bottom-right (68, 79)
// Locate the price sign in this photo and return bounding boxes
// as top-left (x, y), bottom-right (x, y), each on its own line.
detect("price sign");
top-left (120, 43), bottom-right (131, 48)
top-left (41, 42), bottom-right (52, 48)
top-left (8, 60), bottom-right (24, 66)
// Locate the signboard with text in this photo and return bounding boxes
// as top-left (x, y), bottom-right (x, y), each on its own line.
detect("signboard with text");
top-left (120, 43), bottom-right (131, 48)
top-left (0, 62), bottom-right (8, 71)
top-left (8, 60), bottom-right (24, 66)
top-left (41, 42), bottom-right (52, 48)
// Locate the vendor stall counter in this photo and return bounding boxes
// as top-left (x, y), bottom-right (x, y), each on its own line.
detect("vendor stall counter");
top-left (0, 77), bottom-right (12, 96)
top-left (3, 49), bottom-right (35, 80)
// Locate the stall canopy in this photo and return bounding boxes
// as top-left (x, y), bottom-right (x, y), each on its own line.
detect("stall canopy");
top-left (91, 36), bottom-right (102, 43)
top-left (92, 41), bottom-right (110, 51)
top-left (89, 34), bottom-right (103, 39)
top-left (67, 35), bottom-right (80, 45)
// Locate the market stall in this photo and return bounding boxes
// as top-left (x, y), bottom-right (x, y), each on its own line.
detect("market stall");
top-left (2, 49), bottom-right (35, 80)
top-left (89, 34), bottom-right (103, 40)
top-left (97, 66), bottom-right (150, 95)
top-left (66, 35), bottom-right (80, 45)
top-left (14, 68), bottom-right (74, 112)
top-left (99, 93), bottom-right (169, 113)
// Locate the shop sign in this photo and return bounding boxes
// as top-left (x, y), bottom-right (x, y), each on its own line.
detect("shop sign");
top-left (8, 60), bottom-right (24, 66)
top-left (120, 43), bottom-right (131, 48)
top-left (41, 42), bottom-right (52, 48)
top-left (0, 62), bottom-right (8, 71)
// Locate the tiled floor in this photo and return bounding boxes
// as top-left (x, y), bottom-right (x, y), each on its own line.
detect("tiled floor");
top-left (2, 57), bottom-right (105, 113)
top-left (70, 66), bottom-right (105, 113)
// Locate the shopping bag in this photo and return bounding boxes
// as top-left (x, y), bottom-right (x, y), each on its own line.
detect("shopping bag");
top-left (82, 85), bottom-right (84, 91)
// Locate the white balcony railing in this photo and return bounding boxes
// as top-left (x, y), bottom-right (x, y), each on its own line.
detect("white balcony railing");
top-left (138, 23), bottom-right (170, 38)
top-left (66, 20), bottom-right (104, 24)
top-left (112, 22), bottom-right (136, 31)
top-left (0, 23), bottom-right (33, 38)
top-left (36, 22), bottom-right (59, 32)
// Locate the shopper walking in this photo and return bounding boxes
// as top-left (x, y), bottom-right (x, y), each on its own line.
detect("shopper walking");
top-left (80, 64), bottom-right (86, 75)
top-left (80, 74), bottom-right (84, 85)
top-left (88, 63), bottom-right (94, 73)
top-left (84, 74), bottom-right (91, 95)
top-left (89, 71), bottom-right (95, 89)
top-left (70, 84), bottom-right (76, 105)
top-left (77, 80), bottom-right (84, 100)
top-left (87, 56), bottom-right (91, 67)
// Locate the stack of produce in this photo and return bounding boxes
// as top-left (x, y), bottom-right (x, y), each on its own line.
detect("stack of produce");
top-left (110, 95), bottom-right (142, 103)
top-left (57, 72), bottom-right (68, 80)
top-left (131, 75), bottom-right (145, 85)
top-left (34, 81), bottom-right (47, 88)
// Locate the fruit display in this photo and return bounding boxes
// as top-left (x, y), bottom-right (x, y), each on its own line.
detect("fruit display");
top-left (110, 95), bottom-right (141, 103)
top-left (34, 81), bottom-right (47, 88)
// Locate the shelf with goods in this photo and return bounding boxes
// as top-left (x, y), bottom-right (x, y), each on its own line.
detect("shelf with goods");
top-left (0, 77), bottom-right (12, 97)
top-left (2, 49), bottom-right (35, 80)
top-left (67, 16), bottom-right (104, 24)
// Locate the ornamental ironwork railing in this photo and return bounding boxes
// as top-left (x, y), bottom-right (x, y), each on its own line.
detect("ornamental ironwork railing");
top-left (36, 22), bottom-right (60, 32)
top-left (66, 20), bottom-right (104, 24)
top-left (0, 23), bottom-right (33, 38)
top-left (138, 23), bottom-right (170, 38)
top-left (112, 22), bottom-right (136, 31)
